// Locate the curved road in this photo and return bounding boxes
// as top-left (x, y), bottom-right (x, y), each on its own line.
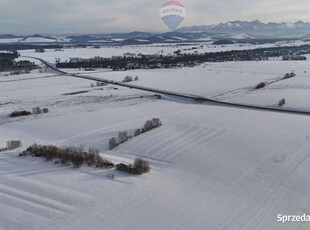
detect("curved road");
top-left (23, 56), bottom-right (310, 116)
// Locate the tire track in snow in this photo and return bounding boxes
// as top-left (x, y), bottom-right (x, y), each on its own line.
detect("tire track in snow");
top-left (168, 110), bottom-right (308, 230)
top-left (0, 184), bottom-right (71, 214)
top-left (0, 203), bottom-right (56, 230)
top-left (220, 130), bottom-right (309, 230)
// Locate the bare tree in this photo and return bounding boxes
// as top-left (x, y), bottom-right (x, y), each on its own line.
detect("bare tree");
top-left (109, 138), bottom-right (118, 150)
top-left (6, 140), bottom-right (22, 150)
top-left (278, 99), bottom-right (286, 107)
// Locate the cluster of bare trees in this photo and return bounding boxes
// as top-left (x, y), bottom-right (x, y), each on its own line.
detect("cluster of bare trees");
top-left (122, 76), bottom-right (139, 83)
top-left (282, 72), bottom-right (296, 80)
top-left (134, 118), bottom-right (162, 137)
top-left (0, 51), bottom-right (18, 71)
top-left (90, 81), bottom-right (108, 87)
top-left (23, 144), bottom-right (114, 169)
top-left (10, 107), bottom-right (49, 118)
top-left (7, 140), bottom-right (22, 150)
top-left (32, 107), bottom-right (49, 115)
top-left (109, 118), bottom-right (162, 150)
top-left (9, 68), bottom-right (32, 75)
top-left (109, 132), bottom-right (133, 150)
top-left (0, 140), bottom-right (22, 152)
top-left (35, 48), bottom-right (45, 53)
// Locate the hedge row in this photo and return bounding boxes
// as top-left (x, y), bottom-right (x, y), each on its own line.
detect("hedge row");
top-left (22, 144), bottom-right (114, 168)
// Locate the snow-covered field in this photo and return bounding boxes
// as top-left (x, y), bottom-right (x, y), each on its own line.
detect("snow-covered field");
top-left (81, 59), bottom-right (310, 111)
top-left (1, 46), bottom-right (310, 229)
top-left (18, 39), bottom-right (310, 63)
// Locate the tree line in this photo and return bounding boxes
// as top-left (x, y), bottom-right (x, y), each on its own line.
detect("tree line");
top-left (56, 45), bottom-right (310, 70)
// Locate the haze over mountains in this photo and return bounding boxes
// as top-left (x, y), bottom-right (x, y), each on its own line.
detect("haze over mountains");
top-left (1, 20), bottom-right (310, 45)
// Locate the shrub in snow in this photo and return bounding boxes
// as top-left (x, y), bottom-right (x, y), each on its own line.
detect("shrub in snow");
top-left (278, 99), bottom-right (286, 107)
top-left (122, 76), bottom-right (133, 83)
top-left (116, 163), bottom-right (132, 173)
top-left (32, 107), bottom-right (49, 115)
top-left (19, 150), bottom-right (29, 157)
top-left (134, 76), bottom-right (139, 81)
top-left (95, 154), bottom-right (114, 168)
top-left (24, 144), bottom-right (114, 169)
top-left (133, 158), bottom-right (150, 174)
top-left (255, 82), bottom-right (266, 89)
top-left (10, 107), bottom-right (48, 118)
top-left (10, 70), bottom-right (22, 75)
top-left (35, 48), bottom-right (45, 53)
top-left (96, 81), bottom-right (107, 87)
top-left (32, 107), bottom-right (42, 114)
top-left (116, 158), bottom-right (150, 175)
top-left (283, 72), bottom-right (296, 79)
top-left (10, 110), bottom-right (31, 117)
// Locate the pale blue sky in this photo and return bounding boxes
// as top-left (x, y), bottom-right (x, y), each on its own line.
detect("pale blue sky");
top-left (0, 0), bottom-right (309, 34)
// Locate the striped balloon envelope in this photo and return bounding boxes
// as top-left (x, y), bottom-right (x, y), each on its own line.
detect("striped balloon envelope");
top-left (160, 1), bottom-right (186, 31)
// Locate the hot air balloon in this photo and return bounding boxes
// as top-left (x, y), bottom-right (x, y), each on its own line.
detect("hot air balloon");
top-left (160, 1), bottom-right (186, 31)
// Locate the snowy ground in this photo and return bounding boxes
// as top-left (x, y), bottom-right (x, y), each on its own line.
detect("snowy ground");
top-left (83, 59), bottom-right (310, 111)
top-left (1, 50), bottom-right (310, 229)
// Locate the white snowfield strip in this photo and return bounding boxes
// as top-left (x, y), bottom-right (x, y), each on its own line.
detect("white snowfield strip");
top-left (0, 37), bottom-right (70, 44)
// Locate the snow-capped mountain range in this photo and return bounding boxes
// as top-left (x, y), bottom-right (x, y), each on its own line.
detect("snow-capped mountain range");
top-left (178, 20), bottom-right (310, 37)
top-left (1, 20), bottom-right (310, 45)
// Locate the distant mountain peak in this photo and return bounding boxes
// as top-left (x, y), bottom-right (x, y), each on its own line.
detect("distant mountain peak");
top-left (177, 20), bottom-right (310, 38)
